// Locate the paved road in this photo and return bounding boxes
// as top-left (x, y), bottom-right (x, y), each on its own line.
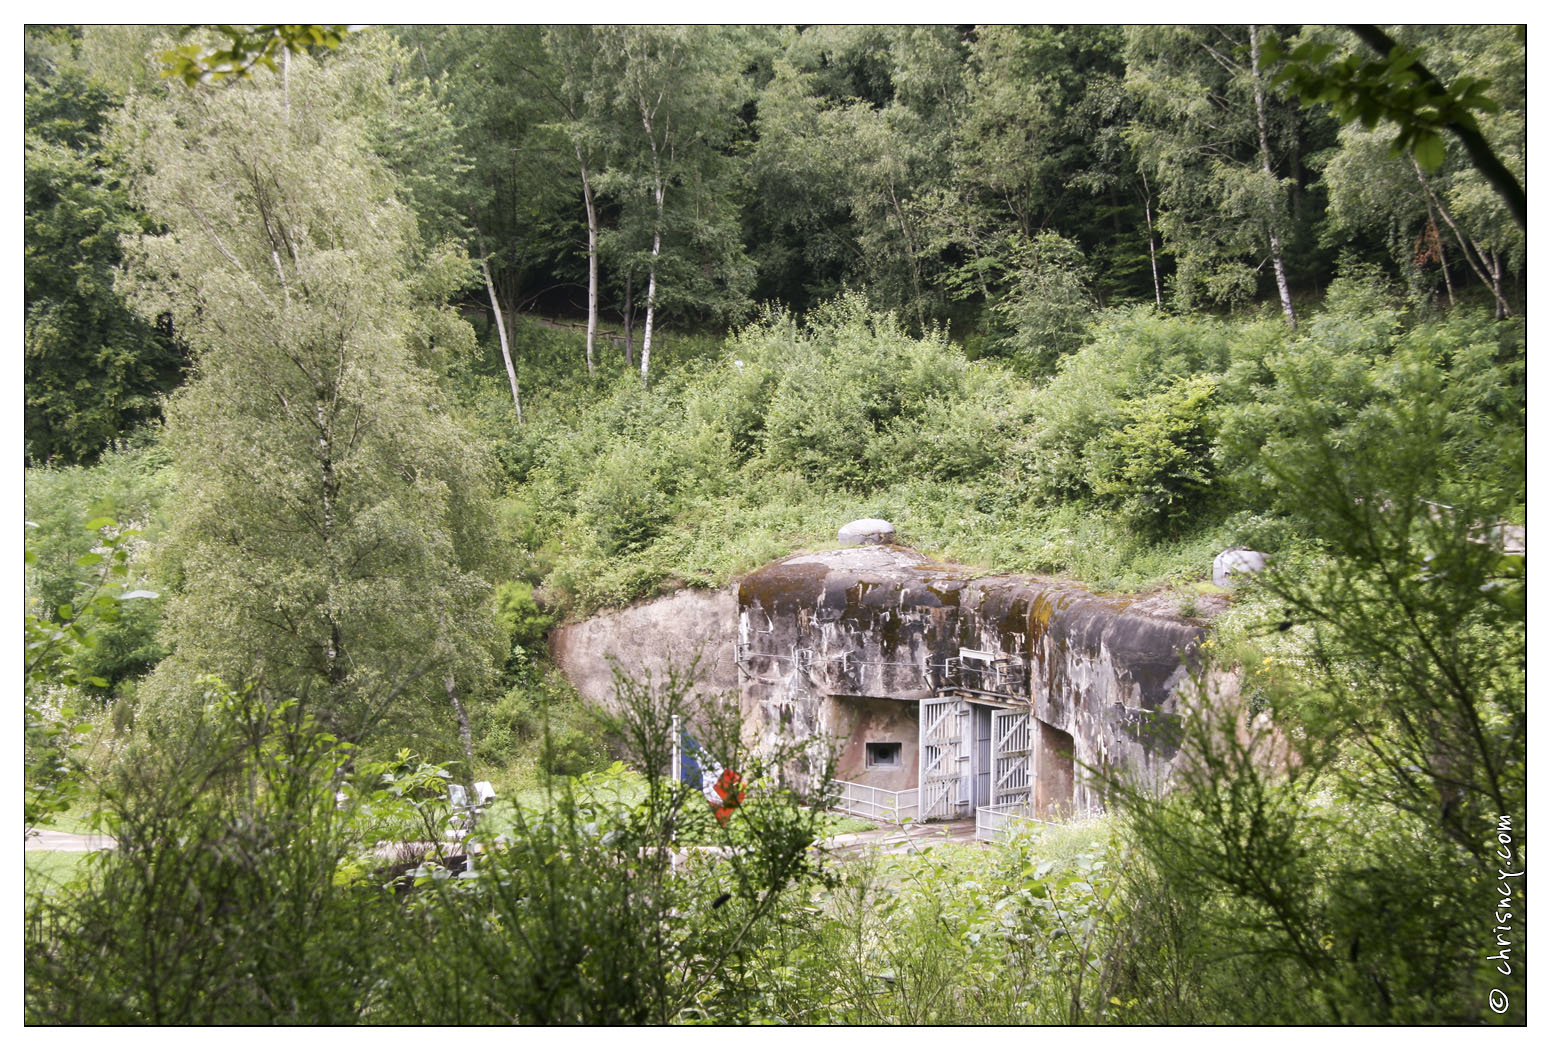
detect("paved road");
top-left (25, 829), bottom-right (117, 852)
top-left (23, 820), bottom-right (980, 857)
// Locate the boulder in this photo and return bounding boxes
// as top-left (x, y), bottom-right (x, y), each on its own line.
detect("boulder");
top-left (837, 518), bottom-right (895, 546)
top-left (1213, 547), bottom-right (1268, 589)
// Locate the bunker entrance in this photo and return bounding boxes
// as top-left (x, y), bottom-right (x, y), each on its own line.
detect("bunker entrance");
top-left (918, 696), bottom-right (1032, 822)
top-left (826, 694), bottom-right (1074, 828)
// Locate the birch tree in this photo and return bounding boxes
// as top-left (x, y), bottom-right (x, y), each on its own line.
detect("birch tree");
top-left (116, 41), bottom-right (504, 744)
top-left (1313, 25), bottom-right (1522, 316)
top-left (543, 26), bottom-right (609, 376)
top-left (1125, 25), bottom-right (1318, 322)
top-left (598, 27), bottom-right (754, 388)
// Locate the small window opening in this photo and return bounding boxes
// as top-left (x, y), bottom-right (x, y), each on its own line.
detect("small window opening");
top-left (866, 742), bottom-right (902, 769)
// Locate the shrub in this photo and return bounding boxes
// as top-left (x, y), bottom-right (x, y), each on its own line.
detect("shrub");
top-left (26, 680), bottom-right (382, 1024)
top-left (370, 666), bottom-right (836, 1024)
top-left (574, 440), bottom-right (672, 556)
top-left (993, 231), bottom-right (1099, 376)
top-left (1087, 373), bottom-right (1219, 538)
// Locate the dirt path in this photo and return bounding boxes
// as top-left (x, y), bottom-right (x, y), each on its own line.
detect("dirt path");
top-left (823, 819), bottom-right (979, 857)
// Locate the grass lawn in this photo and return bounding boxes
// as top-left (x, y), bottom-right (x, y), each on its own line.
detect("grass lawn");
top-left (24, 850), bottom-right (92, 895)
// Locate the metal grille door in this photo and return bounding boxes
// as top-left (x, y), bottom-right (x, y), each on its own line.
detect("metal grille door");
top-left (991, 708), bottom-right (1032, 810)
top-left (919, 697), bottom-right (970, 820)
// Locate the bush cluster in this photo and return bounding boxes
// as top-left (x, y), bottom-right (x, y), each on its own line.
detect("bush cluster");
top-left (470, 289), bottom-right (1520, 614)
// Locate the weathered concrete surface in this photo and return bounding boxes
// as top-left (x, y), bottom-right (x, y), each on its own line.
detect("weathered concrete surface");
top-left (550, 587), bottom-right (739, 710)
top-left (552, 546), bottom-right (1210, 818)
top-left (827, 694), bottom-right (919, 791)
top-left (738, 546), bottom-right (1205, 815)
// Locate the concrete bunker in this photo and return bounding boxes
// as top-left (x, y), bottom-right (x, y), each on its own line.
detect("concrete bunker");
top-left (828, 694), bottom-right (918, 793)
top-left (735, 545), bottom-right (1203, 826)
top-left (552, 543), bottom-right (1206, 831)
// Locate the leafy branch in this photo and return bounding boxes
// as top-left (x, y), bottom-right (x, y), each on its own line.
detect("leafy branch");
top-left (1261, 25), bottom-right (1524, 229)
top-left (160, 25), bottom-right (350, 87)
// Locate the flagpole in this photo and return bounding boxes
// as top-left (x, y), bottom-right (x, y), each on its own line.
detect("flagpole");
top-left (671, 714), bottom-right (681, 786)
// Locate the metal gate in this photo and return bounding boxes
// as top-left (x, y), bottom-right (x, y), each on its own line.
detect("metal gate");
top-left (918, 696), bottom-right (970, 820)
top-left (990, 708), bottom-right (1032, 810)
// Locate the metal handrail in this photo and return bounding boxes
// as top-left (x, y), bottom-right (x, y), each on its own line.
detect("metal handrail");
top-left (975, 802), bottom-right (1048, 843)
top-left (831, 780), bottom-right (920, 824)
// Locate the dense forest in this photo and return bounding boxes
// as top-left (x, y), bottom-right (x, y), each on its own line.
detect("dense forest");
top-left (24, 25), bottom-right (1525, 1025)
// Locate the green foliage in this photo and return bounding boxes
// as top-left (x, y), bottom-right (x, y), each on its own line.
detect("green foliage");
top-left (576, 440), bottom-right (674, 555)
top-left (159, 25), bottom-right (348, 86)
top-left (494, 579), bottom-right (554, 654)
top-left (992, 232), bottom-right (1099, 375)
top-left (1087, 373), bottom-right (1218, 538)
top-left (1265, 26), bottom-right (1523, 230)
top-left (24, 62), bottom-right (185, 466)
top-left (26, 680), bottom-right (378, 1024)
top-left (473, 666), bottom-right (608, 782)
top-left (753, 823), bottom-right (1128, 1023)
top-left (25, 442), bottom-right (171, 696)
top-left (25, 517), bottom-right (159, 831)
top-left (115, 41), bottom-right (507, 744)
top-left (1101, 306), bottom-right (1524, 1022)
top-left (740, 296), bottom-right (1000, 488)
top-left (1215, 307), bottom-right (1520, 519)
top-left (495, 298), bottom-right (1395, 613)
top-left (1016, 307), bottom-right (1245, 507)
top-left (373, 666), bottom-right (834, 1024)
top-left (26, 664), bottom-right (835, 1025)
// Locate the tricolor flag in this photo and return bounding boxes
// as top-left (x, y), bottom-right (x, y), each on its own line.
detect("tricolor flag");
top-left (681, 731), bottom-right (744, 825)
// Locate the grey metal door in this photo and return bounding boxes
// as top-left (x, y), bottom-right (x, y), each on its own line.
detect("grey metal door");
top-left (991, 708), bottom-right (1032, 810)
top-left (919, 696), bottom-right (970, 820)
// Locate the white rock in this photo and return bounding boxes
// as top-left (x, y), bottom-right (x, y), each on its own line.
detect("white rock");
top-left (838, 518), bottom-right (895, 546)
top-left (1213, 547), bottom-right (1267, 588)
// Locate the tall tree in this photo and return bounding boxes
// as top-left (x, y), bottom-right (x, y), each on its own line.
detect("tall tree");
top-left (24, 33), bottom-right (186, 465)
top-left (746, 47), bottom-right (862, 312)
top-left (1125, 25), bottom-right (1315, 321)
top-left (395, 27), bottom-right (579, 347)
top-left (116, 38), bottom-right (504, 744)
top-left (543, 26), bottom-right (611, 375)
top-left (1314, 25), bottom-right (1523, 316)
top-left (597, 26), bottom-right (756, 387)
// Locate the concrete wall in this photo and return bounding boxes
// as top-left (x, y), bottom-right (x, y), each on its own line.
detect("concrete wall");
top-left (826, 694), bottom-right (919, 791)
top-left (550, 586), bottom-right (739, 711)
top-left (737, 546), bottom-right (1204, 815)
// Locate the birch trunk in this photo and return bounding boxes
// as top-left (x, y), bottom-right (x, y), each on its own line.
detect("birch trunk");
top-left (1141, 170), bottom-right (1163, 308)
top-left (1413, 161), bottom-right (1512, 317)
top-left (1250, 26), bottom-right (1297, 332)
top-left (641, 109), bottom-right (666, 390)
top-left (480, 255), bottom-right (523, 423)
top-left (578, 151), bottom-right (598, 376)
top-left (1491, 249), bottom-right (1505, 321)
top-left (1424, 204), bottom-right (1457, 307)
top-left (642, 215), bottom-right (661, 390)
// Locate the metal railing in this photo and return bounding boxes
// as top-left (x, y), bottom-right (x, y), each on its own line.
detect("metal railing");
top-left (832, 780), bottom-right (919, 824)
top-left (975, 802), bottom-right (1047, 843)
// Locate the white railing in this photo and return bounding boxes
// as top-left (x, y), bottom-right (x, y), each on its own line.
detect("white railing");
top-left (975, 803), bottom-right (1047, 843)
top-left (832, 780), bottom-right (919, 824)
